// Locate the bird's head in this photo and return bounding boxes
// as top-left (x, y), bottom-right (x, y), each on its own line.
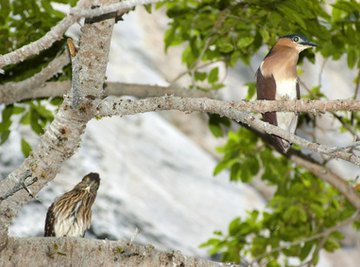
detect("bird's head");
top-left (276, 34), bottom-right (317, 53)
top-left (76, 172), bottom-right (100, 195)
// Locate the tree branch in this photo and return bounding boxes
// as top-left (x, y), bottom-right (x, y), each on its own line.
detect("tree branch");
top-left (71, 0), bottom-right (164, 17)
top-left (0, 237), bottom-right (238, 267)
top-left (0, 52), bottom-right (70, 104)
top-left (2, 78), bottom-right (360, 114)
top-left (95, 95), bottom-right (360, 166)
top-left (0, 81), bottom-right (210, 104)
top-left (0, 0), bottom-right (89, 70)
top-left (0, 0), bottom-right (163, 70)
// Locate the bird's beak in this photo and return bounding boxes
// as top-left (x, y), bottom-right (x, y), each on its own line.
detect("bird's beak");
top-left (300, 41), bottom-right (317, 48)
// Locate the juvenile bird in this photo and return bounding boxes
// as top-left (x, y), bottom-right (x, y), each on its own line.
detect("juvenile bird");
top-left (44, 172), bottom-right (100, 237)
top-left (256, 34), bottom-right (316, 152)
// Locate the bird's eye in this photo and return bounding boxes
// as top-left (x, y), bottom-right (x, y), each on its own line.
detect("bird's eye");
top-left (292, 36), bottom-right (299, 42)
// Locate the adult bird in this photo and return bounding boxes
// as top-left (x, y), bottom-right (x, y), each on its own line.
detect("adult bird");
top-left (256, 34), bottom-right (317, 153)
top-left (44, 172), bottom-right (100, 237)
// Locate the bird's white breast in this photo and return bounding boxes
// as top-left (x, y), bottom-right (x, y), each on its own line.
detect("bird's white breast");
top-left (273, 78), bottom-right (298, 134)
top-left (275, 79), bottom-right (297, 100)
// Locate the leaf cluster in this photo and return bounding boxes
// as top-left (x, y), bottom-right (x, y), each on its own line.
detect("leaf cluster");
top-left (159, 1), bottom-right (360, 264)
top-left (159, 0), bottom-right (360, 90)
top-left (0, 99), bottom-right (62, 156)
top-left (201, 130), bottom-right (357, 266)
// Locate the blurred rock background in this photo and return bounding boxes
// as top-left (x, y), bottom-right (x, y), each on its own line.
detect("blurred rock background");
top-left (1, 6), bottom-right (359, 267)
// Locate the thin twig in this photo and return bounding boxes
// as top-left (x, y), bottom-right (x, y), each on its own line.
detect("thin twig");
top-left (0, 51), bottom-right (70, 104)
top-left (0, 0), bottom-right (164, 70)
top-left (328, 140), bottom-right (360, 153)
top-left (170, 60), bottom-right (222, 84)
top-left (0, 170), bottom-right (35, 201)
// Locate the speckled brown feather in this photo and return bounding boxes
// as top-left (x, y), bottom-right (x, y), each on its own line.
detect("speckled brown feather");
top-left (44, 203), bottom-right (56, 236)
top-left (44, 173), bottom-right (100, 237)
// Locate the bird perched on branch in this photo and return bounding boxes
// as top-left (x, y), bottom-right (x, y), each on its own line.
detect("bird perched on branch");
top-left (256, 34), bottom-right (316, 153)
top-left (44, 172), bottom-right (100, 237)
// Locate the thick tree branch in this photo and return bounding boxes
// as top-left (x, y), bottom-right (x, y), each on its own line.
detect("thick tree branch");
top-left (2, 79), bottom-right (360, 114)
top-left (0, 237), bottom-right (238, 267)
top-left (0, 81), bottom-right (210, 104)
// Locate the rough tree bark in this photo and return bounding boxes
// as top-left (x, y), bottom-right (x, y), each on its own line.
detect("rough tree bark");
top-left (0, 237), bottom-right (238, 267)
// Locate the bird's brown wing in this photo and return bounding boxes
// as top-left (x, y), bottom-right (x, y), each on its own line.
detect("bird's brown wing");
top-left (296, 80), bottom-right (300, 100)
top-left (256, 68), bottom-right (277, 125)
top-left (44, 203), bottom-right (56, 237)
top-left (256, 68), bottom-right (290, 153)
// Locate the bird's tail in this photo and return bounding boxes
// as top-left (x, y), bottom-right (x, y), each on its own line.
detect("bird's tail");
top-left (272, 135), bottom-right (291, 153)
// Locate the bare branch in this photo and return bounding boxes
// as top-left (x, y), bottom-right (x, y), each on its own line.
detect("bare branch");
top-left (2, 77), bottom-right (360, 113)
top-left (328, 141), bottom-right (360, 153)
top-left (0, 0), bottom-right (89, 70)
top-left (0, 0), bottom-right (163, 70)
top-left (71, 0), bottom-right (164, 18)
top-left (0, 81), bottom-right (210, 104)
top-left (95, 95), bottom-right (360, 166)
top-left (0, 52), bottom-right (70, 104)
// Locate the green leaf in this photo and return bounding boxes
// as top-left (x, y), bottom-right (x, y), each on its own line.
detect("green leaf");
top-left (266, 260), bottom-right (281, 267)
top-left (144, 4), bottom-right (153, 13)
top-left (20, 111), bottom-right (31, 125)
top-left (0, 130), bottom-right (10, 145)
top-left (237, 37), bottom-right (254, 49)
top-left (208, 67), bottom-right (219, 84)
top-left (2, 105), bottom-right (14, 121)
top-left (12, 106), bottom-right (25, 114)
top-left (21, 138), bottom-right (32, 157)
top-left (229, 217), bottom-right (241, 235)
top-left (30, 109), bottom-right (44, 135)
top-left (300, 241), bottom-right (313, 260)
top-left (194, 71), bottom-right (207, 81)
top-left (245, 82), bottom-right (256, 100)
top-left (324, 238), bottom-right (340, 252)
top-left (347, 48), bottom-right (357, 69)
top-left (50, 97), bottom-right (64, 106)
top-left (208, 113), bottom-right (230, 137)
top-left (218, 43), bottom-right (234, 53)
top-left (209, 122), bottom-right (223, 137)
top-left (33, 103), bottom-right (53, 120)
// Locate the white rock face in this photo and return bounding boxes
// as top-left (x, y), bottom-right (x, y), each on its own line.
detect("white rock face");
top-left (3, 5), bottom-right (360, 267)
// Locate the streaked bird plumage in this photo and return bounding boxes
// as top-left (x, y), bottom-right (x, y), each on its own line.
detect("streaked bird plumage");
top-left (256, 34), bottom-right (316, 152)
top-left (44, 172), bottom-right (100, 237)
